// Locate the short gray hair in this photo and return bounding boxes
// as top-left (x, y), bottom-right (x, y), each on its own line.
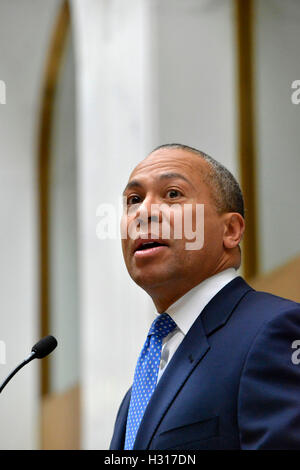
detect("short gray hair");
top-left (151, 143), bottom-right (245, 218)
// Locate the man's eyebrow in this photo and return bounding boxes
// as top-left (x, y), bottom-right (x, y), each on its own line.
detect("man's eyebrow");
top-left (123, 172), bottom-right (194, 195)
top-left (123, 179), bottom-right (143, 195)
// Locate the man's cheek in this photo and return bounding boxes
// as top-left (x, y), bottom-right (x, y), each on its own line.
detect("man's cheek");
top-left (120, 214), bottom-right (128, 240)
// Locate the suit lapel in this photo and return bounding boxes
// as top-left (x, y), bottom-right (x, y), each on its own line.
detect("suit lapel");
top-left (133, 276), bottom-right (253, 449)
top-left (109, 388), bottom-right (131, 449)
top-left (200, 276), bottom-right (253, 336)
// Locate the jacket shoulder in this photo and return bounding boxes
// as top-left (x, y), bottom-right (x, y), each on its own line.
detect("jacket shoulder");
top-left (239, 281), bottom-right (300, 323)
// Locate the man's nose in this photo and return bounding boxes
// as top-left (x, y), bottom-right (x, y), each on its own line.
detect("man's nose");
top-left (136, 195), bottom-right (161, 226)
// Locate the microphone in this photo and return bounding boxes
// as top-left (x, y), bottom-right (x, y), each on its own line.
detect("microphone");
top-left (31, 335), bottom-right (57, 359)
top-left (0, 335), bottom-right (58, 394)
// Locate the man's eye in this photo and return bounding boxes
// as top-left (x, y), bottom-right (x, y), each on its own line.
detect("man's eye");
top-left (166, 189), bottom-right (182, 199)
top-left (127, 195), bottom-right (141, 205)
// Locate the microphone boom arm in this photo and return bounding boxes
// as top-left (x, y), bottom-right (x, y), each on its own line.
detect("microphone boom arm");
top-left (0, 352), bottom-right (36, 394)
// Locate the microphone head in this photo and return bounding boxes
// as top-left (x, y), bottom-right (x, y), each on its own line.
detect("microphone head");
top-left (31, 335), bottom-right (58, 359)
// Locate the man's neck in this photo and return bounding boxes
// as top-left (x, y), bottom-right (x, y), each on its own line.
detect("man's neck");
top-left (149, 266), bottom-right (238, 313)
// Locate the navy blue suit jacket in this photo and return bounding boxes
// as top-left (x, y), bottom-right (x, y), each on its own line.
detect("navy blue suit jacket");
top-left (110, 276), bottom-right (300, 450)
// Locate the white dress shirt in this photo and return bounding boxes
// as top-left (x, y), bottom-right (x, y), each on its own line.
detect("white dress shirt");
top-left (156, 267), bottom-right (239, 382)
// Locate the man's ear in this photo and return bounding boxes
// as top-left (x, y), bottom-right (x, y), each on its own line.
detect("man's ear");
top-left (223, 213), bottom-right (245, 250)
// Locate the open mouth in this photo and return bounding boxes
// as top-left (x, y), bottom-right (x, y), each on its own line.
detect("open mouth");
top-left (133, 239), bottom-right (169, 257)
top-left (135, 241), bottom-right (167, 252)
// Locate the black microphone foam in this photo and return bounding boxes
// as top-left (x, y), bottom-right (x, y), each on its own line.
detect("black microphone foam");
top-left (31, 335), bottom-right (58, 359)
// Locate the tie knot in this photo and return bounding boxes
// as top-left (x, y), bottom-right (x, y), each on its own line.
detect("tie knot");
top-left (148, 313), bottom-right (177, 339)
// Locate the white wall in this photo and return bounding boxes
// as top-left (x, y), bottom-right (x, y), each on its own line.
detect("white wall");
top-left (153, 0), bottom-right (237, 173)
top-left (72, 0), bottom-right (237, 449)
top-left (0, 0), bottom-right (61, 450)
top-left (255, 0), bottom-right (300, 272)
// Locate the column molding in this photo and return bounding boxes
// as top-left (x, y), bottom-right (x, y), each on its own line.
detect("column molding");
top-left (37, 0), bottom-right (70, 397)
top-left (235, 0), bottom-right (260, 280)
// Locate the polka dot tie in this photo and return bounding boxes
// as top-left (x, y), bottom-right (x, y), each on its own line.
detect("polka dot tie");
top-left (124, 313), bottom-right (177, 450)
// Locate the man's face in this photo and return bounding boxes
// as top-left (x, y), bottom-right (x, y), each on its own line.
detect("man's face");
top-left (121, 148), bottom-right (228, 294)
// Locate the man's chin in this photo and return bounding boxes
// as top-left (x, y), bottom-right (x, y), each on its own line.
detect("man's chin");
top-left (129, 268), bottom-right (173, 291)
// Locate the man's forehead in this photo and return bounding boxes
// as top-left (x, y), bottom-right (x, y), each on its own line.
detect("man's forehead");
top-left (129, 148), bottom-right (207, 180)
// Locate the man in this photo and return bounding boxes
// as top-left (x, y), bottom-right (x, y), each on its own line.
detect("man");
top-left (110, 143), bottom-right (300, 450)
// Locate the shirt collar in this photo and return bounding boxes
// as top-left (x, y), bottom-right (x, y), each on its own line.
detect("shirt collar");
top-left (160, 268), bottom-right (239, 336)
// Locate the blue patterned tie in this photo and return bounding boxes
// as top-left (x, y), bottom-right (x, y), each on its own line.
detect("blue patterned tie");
top-left (124, 313), bottom-right (177, 450)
